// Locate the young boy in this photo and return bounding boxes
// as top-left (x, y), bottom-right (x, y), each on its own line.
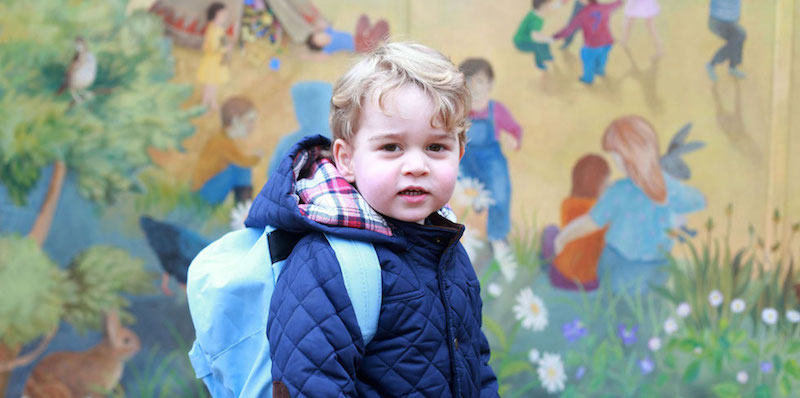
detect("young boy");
top-left (513, 0), bottom-right (565, 70)
top-left (192, 96), bottom-right (262, 205)
top-left (244, 42), bottom-right (499, 397)
top-left (553, 0), bottom-right (623, 84)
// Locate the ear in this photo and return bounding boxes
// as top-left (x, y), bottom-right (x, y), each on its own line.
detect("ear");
top-left (332, 138), bottom-right (356, 183)
top-left (105, 310), bottom-right (120, 341)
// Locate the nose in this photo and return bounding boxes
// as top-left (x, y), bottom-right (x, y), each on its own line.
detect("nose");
top-left (401, 150), bottom-right (429, 177)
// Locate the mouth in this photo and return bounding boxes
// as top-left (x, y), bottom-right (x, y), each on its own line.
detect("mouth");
top-left (398, 187), bottom-right (428, 196)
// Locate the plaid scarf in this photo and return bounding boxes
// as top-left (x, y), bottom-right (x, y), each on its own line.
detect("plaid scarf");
top-left (293, 147), bottom-right (457, 236)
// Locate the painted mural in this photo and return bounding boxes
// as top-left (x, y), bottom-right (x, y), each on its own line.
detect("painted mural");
top-left (1, 0), bottom-right (798, 396)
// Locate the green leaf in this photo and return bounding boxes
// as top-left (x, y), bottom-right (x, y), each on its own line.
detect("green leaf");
top-left (780, 375), bottom-right (792, 396)
top-left (788, 341), bottom-right (800, 355)
top-left (683, 360), bottom-right (701, 383)
top-left (592, 342), bottom-right (609, 372)
top-left (498, 360), bottom-right (535, 380)
top-left (712, 382), bottom-right (740, 398)
top-left (754, 384), bottom-right (771, 398)
top-left (588, 373), bottom-right (605, 392)
top-left (785, 359), bottom-right (800, 380)
top-left (482, 316), bottom-right (507, 351)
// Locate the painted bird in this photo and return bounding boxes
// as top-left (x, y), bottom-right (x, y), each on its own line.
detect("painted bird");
top-left (140, 216), bottom-right (210, 295)
top-left (55, 36), bottom-right (97, 104)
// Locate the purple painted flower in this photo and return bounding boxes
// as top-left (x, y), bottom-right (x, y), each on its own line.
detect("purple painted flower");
top-left (639, 357), bottom-right (655, 375)
top-left (575, 366), bottom-right (586, 380)
top-left (562, 319), bottom-right (588, 343)
top-left (761, 361), bottom-right (773, 373)
top-left (617, 324), bottom-right (639, 346)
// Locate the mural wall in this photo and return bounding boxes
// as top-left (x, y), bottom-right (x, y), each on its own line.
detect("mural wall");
top-left (1, 0), bottom-right (798, 396)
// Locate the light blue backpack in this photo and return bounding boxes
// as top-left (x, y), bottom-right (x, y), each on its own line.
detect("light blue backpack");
top-left (186, 225), bottom-right (382, 398)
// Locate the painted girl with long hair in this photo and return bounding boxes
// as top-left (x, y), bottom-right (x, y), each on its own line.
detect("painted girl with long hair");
top-left (554, 116), bottom-right (706, 292)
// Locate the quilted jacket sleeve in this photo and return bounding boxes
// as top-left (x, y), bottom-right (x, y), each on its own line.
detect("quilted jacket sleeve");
top-left (268, 234), bottom-right (365, 397)
top-left (479, 326), bottom-right (500, 397)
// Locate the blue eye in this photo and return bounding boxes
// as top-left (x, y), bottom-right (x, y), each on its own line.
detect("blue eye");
top-left (381, 144), bottom-right (399, 152)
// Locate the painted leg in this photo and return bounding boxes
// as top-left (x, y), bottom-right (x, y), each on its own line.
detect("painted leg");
top-left (646, 18), bottom-right (663, 57)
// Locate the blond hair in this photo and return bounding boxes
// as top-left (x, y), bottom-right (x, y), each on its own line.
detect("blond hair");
top-left (602, 115), bottom-right (667, 203)
top-left (330, 41), bottom-right (471, 146)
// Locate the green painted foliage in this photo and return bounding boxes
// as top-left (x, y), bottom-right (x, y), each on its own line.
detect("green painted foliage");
top-left (0, 235), bottom-right (66, 347)
top-left (0, 0), bottom-right (202, 206)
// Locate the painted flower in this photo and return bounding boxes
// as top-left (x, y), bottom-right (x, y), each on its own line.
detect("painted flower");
top-left (737, 371), bottom-right (748, 384)
top-left (786, 310), bottom-right (800, 323)
top-left (676, 302), bottom-right (691, 318)
top-left (762, 308), bottom-right (778, 325)
top-left (694, 347), bottom-right (703, 355)
top-left (663, 317), bottom-right (678, 335)
top-left (708, 290), bottom-right (724, 307)
top-left (529, 349), bottom-right (541, 364)
top-left (730, 298), bottom-right (746, 314)
top-left (453, 176), bottom-right (495, 212)
top-left (562, 319), bottom-right (587, 343)
top-left (638, 357), bottom-right (655, 375)
top-left (648, 337), bottom-right (662, 352)
top-left (617, 324), bottom-right (638, 346)
top-left (537, 353), bottom-right (567, 394)
top-left (487, 282), bottom-right (502, 298)
top-left (761, 361), bottom-right (773, 373)
top-left (461, 223), bottom-right (484, 262)
top-left (513, 287), bottom-right (549, 331)
top-left (575, 366), bottom-right (586, 381)
top-left (492, 240), bottom-right (518, 282)
top-left (229, 200), bottom-right (252, 231)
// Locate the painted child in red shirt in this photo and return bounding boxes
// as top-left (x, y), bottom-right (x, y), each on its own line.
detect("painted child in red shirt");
top-left (553, 0), bottom-right (623, 84)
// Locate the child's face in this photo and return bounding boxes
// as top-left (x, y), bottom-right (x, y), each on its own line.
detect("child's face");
top-left (226, 110), bottom-right (257, 139)
top-left (467, 71), bottom-right (493, 110)
top-left (334, 84), bottom-right (464, 224)
top-left (214, 9), bottom-right (228, 25)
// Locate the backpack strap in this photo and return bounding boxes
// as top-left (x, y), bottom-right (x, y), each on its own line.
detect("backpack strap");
top-left (324, 234), bottom-right (382, 345)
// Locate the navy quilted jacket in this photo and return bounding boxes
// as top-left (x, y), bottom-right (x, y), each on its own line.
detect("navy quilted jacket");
top-left (245, 135), bottom-right (499, 397)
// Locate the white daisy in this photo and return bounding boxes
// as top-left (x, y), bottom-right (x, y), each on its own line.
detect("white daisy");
top-left (663, 317), bottom-right (678, 335)
top-left (730, 298), bottom-right (746, 313)
top-left (787, 310), bottom-right (800, 323)
top-left (736, 371), bottom-right (748, 384)
top-left (762, 308), bottom-right (778, 325)
top-left (487, 282), bottom-right (502, 298)
top-left (648, 337), bottom-right (662, 352)
top-left (491, 240), bottom-right (518, 281)
top-left (537, 353), bottom-right (567, 394)
top-left (676, 302), bottom-right (691, 318)
top-left (453, 176), bottom-right (495, 212)
top-left (229, 200), bottom-right (252, 231)
top-left (461, 224), bottom-right (484, 262)
top-left (528, 349), bottom-right (541, 364)
top-left (513, 287), bottom-right (549, 331)
top-left (708, 290), bottom-right (723, 307)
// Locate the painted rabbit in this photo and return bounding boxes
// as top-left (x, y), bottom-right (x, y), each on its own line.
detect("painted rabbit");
top-left (22, 311), bottom-right (140, 398)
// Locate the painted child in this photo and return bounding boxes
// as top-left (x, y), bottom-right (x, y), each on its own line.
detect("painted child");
top-left (196, 2), bottom-right (232, 111)
top-left (554, 116), bottom-right (706, 293)
top-left (706, 0), bottom-right (746, 80)
top-left (620, 0), bottom-right (664, 57)
top-left (250, 42), bottom-right (498, 396)
top-left (513, 0), bottom-right (564, 70)
top-left (546, 154), bottom-right (610, 291)
top-left (458, 58), bottom-right (523, 280)
top-left (192, 97), bottom-right (263, 205)
top-left (553, 0), bottom-right (623, 84)
top-left (560, 0), bottom-right (589, 50)
top-left (267, 81), bottom-right (333, 176)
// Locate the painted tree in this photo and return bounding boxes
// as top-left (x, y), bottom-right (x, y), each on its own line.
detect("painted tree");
top-left (0, 0), bottom-right (201, 393)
